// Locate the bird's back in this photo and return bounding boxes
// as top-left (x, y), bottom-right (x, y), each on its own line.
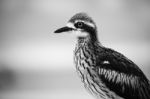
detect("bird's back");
top-left (95, 45), bottom-right (150, 99)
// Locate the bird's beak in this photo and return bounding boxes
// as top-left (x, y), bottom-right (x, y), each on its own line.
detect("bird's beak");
top-left (54, 26), bottom-right (73, 33)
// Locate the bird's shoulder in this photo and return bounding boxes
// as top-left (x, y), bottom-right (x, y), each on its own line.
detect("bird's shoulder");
top-left (95, 46), bottom-right (150, 99)
top-left (96, 46), bottom-right (144, 77)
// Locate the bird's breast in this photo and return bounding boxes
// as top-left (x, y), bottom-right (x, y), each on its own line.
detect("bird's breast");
top-left (74, 45), bottom-right (92, 80)
top-left (74, 46), bottom-right (95, 79)
top-left (74, 46), bottom-right (107, 98)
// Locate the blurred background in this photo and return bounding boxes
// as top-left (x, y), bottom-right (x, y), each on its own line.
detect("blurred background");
top-left (0, 0), bottom-right (150, 99)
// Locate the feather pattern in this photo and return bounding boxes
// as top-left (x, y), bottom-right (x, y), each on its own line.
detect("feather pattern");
top-left (94, 44), bottom-right (150, 99)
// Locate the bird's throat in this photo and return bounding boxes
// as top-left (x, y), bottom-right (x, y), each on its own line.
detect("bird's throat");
top-left (75, 36), bottom-right (102, 57)
top-left (77, 35), bottom-right (99, 46)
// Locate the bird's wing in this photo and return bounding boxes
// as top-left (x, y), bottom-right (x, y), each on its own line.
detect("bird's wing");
top-left (96, 48), bottom-right (150, 99)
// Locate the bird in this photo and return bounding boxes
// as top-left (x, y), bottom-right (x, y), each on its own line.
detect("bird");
top-left (54, 12), bottom-right (150, 99)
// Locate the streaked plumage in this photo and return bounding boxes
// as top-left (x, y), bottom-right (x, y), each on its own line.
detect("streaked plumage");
top-left (54, 12), bottom-right (150, 99)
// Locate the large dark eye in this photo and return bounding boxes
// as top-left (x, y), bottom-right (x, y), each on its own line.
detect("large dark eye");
top-left (75, 22), bottom-right (84, 28)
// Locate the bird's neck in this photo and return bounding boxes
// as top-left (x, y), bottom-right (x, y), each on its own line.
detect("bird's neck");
top-left (77, 37), bottom-right (91, 46)
top-left (74, 36), bottom-right (102, 67)
top-left (76, 36), bottom-right (101, 51)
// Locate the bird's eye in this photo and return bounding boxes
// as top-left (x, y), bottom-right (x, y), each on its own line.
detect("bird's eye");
top-left (76, 22), bottom-right (84, 28)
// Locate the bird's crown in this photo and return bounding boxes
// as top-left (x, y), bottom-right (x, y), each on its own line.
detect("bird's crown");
top-left (69, 12), bottom-right (94, 24)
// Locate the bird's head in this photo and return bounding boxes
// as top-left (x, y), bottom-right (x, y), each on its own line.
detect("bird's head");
top-left (54, 12), bottom-right (97, 40)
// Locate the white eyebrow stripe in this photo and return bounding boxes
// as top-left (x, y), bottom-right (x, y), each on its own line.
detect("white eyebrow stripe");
top-left (66, 22), bottom-right (76, 29)
top-left (84, 22), bottom-right (95, 28)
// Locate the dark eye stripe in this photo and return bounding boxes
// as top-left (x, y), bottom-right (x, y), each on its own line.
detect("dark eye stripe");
top-left (83, 24), bottom-right (96, 33)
